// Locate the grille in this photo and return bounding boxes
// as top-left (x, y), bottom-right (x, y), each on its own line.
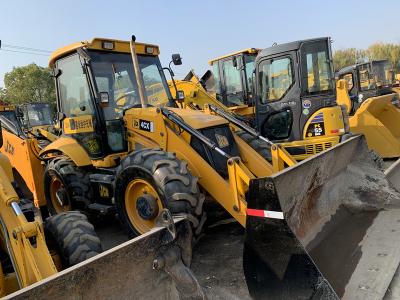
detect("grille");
top-left (306, 142), bottom-right (333, 155)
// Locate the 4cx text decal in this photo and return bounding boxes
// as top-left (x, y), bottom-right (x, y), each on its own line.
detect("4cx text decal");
top-left (134, 119), bottom-right (154, 132)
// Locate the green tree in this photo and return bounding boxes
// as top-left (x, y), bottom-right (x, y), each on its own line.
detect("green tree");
top-left (333, 48), bottom-right (366, 72)
top-left (2, 63), bottom-right (55, 105)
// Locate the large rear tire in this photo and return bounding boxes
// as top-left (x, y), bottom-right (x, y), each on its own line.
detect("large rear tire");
top-left (44, 157), bottom-right (92, 215)
top-left (114, 149), bottom-right (204, 238)
top-left (235, 131), bottom-right (272, 161)
top-left (45, 211), bottom-right (102, 267)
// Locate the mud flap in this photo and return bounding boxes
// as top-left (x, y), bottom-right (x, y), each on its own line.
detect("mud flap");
top-left (244, 135), bottom-right (400, 299)
top-left (5, 212), bottom-right (205, 300)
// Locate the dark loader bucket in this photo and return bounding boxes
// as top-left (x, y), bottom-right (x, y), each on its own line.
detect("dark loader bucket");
top-left (244, 135), bottom-right (400, 299)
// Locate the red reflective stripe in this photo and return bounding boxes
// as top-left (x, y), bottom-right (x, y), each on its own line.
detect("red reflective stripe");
top-left (246, 208), bottom-right (265, 217)
top-left (330, 129), bottom-right (339, 133)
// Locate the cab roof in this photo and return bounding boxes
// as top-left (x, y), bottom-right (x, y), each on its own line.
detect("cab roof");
top-left (208, 48), bottom-right (260, 65)
top-left (337, 59), bottom-right (391, 76)
top-left (258, 37), bottom-right (330, 59)
top-left (49, 38), bottom-right (160, 67)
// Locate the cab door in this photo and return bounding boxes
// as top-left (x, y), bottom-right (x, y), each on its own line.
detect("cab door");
top-left (55, 53), bottom-right (105, 159)
top-left (254, 52), bottom-right (302, 142)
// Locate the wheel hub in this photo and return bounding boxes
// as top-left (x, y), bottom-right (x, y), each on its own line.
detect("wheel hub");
top-left (55, 188), bottom-right (68, 207)
top-left (136, 194), bottom-right (159, 220)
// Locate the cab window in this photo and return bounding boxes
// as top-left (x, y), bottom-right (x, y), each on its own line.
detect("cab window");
top-left (56, 54), bottom-right (93, 117)
top-left (343, 73), bottom-right (354, 91)
top-left (259, 57), bottom-right (294, 103)
top-left (359, 64), bottom-right (374, 91)
top-left (222, 59), bottom-right (244, 106)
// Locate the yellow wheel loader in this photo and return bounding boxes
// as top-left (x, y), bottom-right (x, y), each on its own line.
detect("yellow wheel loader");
top-left (3, 36), bottom-right (400, 299)
top-left (0, 123), bottom-right (101, 297)
top-left (337, 60), bottom-right (400, 158)
top-left (172, 38), bottom-right (351, 161)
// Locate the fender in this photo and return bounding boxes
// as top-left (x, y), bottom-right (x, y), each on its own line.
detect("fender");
top-left (39, 136), bottom-right (91, 167)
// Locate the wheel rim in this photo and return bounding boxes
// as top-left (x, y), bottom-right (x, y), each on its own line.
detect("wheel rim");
top-left (49, 177), bottom-right (71, 213)
top-left (125, 179), bottom-right (163, 234)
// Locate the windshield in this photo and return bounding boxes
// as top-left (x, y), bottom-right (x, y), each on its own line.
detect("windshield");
top-left (300, 41), bottom-right (334, 96)
top-left (24, 103), bottom-right (53, 127)
top-left (89, 50), bottom-right (172, 120)
top-left (371, 60), bottom-right (394, 87)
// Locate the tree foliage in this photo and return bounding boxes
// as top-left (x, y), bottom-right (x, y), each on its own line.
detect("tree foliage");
top-left (333, 43), bottom-right (400, 73)
top-left (1, 64), bottom-right (55, 105)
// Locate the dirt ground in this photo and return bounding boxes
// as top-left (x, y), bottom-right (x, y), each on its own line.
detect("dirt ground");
top-left (95, 216), bottom-right (252, 299)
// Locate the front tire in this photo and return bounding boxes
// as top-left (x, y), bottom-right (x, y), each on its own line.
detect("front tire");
top-left (114, 149), bottom-right (204, 238)
top-left (45, 211), bottom-right (102, 267)
top-left (44, 157), bottom-right (92, 215)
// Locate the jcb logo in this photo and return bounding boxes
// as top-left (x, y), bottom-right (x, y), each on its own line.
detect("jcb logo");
top-left (5, 141), bottom-right (14, 155)
top-left (99, 184), bottom-right (109, 198)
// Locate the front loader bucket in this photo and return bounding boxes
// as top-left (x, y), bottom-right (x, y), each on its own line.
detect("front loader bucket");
top-left (5, 217), bottom-right (204, 300)
top-left (349, 94), bottom-right (400, 158)
top-left (244, 135), bottom-right (400, 299)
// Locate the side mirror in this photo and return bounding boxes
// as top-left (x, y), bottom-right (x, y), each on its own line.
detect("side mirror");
top-left (100, 92), bottom-right (109, 104)
top-left (172, 54), bottom-right (182, 66)
top-left (176, 90), bottom-right (185, 101)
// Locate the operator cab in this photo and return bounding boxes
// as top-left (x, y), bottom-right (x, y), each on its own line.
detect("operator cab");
top-left (207, 48), bottom-right (260, 107)
top-left (254, 37), bottom-right (336, 142)
top-left (50, 38), bottom-right (177, 159)
top-left (337, 59), bottom-right (395, 114)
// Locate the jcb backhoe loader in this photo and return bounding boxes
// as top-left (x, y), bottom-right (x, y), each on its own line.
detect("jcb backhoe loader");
top-left (172, 38), bottom-right (351, 161)
top-left (336, 60), bottom-right (400, 158)
top-left (0, 102), bottom-right (58, 209)
top-left (3, 36), bottom-right (400, 299)
top-left (0, 123), bottom-right (101, 296)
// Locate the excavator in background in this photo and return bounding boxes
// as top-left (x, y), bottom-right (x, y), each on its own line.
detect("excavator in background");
top-left (0, 122), bottom-right (101, 296)
top-left (336, 60), bottom-right (400, 158)
top-left (172, 38), bottom-right (351, 161)
top-left (2, 36), bottom-right (400, 299)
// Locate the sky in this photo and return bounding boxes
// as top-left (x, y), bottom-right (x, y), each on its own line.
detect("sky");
top-left (1, 0), bottom-right (400, 87)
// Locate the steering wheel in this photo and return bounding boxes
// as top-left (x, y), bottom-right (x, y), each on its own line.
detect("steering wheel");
top-left (115, 90), bottom-right (137, 105)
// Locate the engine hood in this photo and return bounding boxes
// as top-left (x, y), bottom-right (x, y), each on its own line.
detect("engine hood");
top-left (166, 108), bottom-right (228, 129)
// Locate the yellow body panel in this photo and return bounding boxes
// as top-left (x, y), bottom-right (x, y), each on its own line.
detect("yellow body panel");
top-left (337, 79), bottom-right (400, 158)
top-left (349, 95), bottom-right (400, 158)
top-left (0, 105), bottom-right (15, 112)
top-left (303, 106), bottom-right (345, 139)
top-left (49, 37), bottom-right (160, 67)
top-left (0, 129), bottom-right (46, 207)
top-left (63, 115), bottom-right (95, 134)
top-left (40, 136), bottom-right (91, 167)
top-left (0, 154), bottom-right (57, 295)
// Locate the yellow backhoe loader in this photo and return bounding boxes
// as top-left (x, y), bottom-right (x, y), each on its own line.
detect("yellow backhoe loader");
top-left (172, 38), bottom-right (351, 161)
top-left (0, 122), bottom-right (101, 296)
top-left (3, 36), bottom-right (400, 299)
top-left (336, 60), bottom-right (400, 158)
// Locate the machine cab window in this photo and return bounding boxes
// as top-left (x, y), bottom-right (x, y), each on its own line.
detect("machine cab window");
top-left (222, 58), bottom-right (244, 107)
top-left (300, 41), bottom-right (334, 96)
top-left (259, 57), bottom-right (294, 103)
top-left (56, 54), bottom-right (94, 117)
